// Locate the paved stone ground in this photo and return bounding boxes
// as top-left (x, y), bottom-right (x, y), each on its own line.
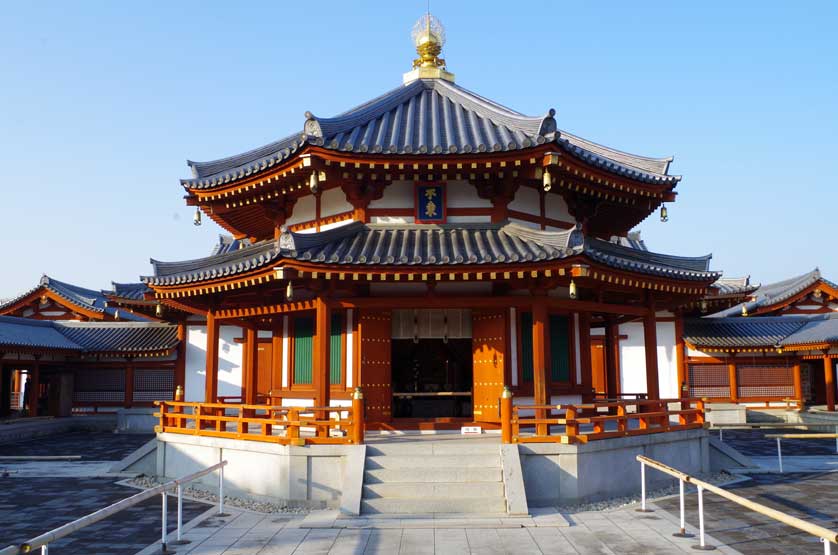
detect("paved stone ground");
top-left (716, 429), bottom-right (838, 456)
top-left (0, 477), bottom-right (208, 554)
top-left (0, 430), bottom-right (207, 555)
top-left (655, 472), bottom-right (838, 554)
top-left (147, 507), bottom-right (738, 555)
top-left (0, 430), bottom-right (153, 460)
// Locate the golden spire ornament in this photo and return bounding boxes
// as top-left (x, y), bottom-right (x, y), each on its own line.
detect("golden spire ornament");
top-left (403, 13), bottom-right (455, 84)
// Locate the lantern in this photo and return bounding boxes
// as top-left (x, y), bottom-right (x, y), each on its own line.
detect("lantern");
top-left (193, 207), bottom-right (202, 226)
top-left (660, 204), bottom-right (668, 222)
top-left (569, 279), bottom-right (577, 299)
top-left (542, 169), bottom-right (552, 192)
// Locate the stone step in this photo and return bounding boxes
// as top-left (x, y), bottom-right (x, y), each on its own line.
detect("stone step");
top-left (365, 454), bottom-right (500, 470)
top-left (363, 481), bottom-right (505, 499)
top-left (365, 442), bottom-right (499, 457)
top-left (364, 467), bottom-right (502, 484)
top-left (361, 497), bottom-right (508, 515)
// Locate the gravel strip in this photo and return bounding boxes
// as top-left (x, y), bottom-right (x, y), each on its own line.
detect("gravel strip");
top-left (128, 475), bottom-right (309, 515)
top-left (555, 471), bottom-right (740, 514)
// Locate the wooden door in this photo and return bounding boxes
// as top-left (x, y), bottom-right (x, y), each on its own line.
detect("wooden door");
top-left (256, 341), bottom-right (273, 398)
top-left (359, 309), bottom-right (392, 422)
top-left (591, 338), bottom-right (606, 396)
top-left (472, 310), bottom-right (506, 423)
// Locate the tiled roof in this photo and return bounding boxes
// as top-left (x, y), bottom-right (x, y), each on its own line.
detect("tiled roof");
top-left (210, 235), bottom-right (252, 256)
top-left (710, 269), bottom-right (836, 317)
top-left (143, 222), bottom-right (718, 286)
top-left (684, 317), bottom-right (809, 349)
top-left (54, 321), bottom-right (179, 354)
top-left (0, 276), bottom-right (149, 321)
top-left (0, 316), bottom-right (178, 354)
top-left (780, 315), bottom-right (838, 347)
top-left (708, 276), bottom-right (759, 298)
top-left (0, 316), bottom-right (81, 351)
top-left (183, 79), bottom-right (678, 190)
top-left (107, 282), bottom-right (151, 302)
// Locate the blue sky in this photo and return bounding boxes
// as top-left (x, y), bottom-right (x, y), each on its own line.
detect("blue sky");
top-left (1, 1), bottom-right (836, 297)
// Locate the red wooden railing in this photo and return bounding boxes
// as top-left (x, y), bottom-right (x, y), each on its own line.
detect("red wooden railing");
top-left (501, 395), bottom-right (705, 444)
top-left (154, 396), bottom-right (364, 445)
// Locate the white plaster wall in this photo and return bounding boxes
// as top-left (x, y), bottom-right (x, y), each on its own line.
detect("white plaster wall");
top-left (509, 217), bottom-right (539, 230)
top-left (371, 216), bottom-right (410, 224)
top-left (447, 215), bottom-right (491, 223)
top-left (286, 195), bottom-right (316, 226)
top-left (296, 218), bottom-right (355, 234)
top-left (320, 186), bottom-right (353, 217)
top-left (447, 180), bottom-right (491, 208)
top-left (545, 194), bottom-right (572, 222)
top-left (618, 322), bottom-right (679, 399)
top-left (185, 325), bottom-right (243, 402)
top-left (509, 186), bottom-right (540, 215)
top-left (369, 180), bottom-right (412, 209)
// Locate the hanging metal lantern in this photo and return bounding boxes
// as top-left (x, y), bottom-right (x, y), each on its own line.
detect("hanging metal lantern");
top-left (660, 204), bottom-right (668, 222)
top-left (155, 303), bottom-right (164, 318)
top-left (700, 299), bottom-right (708, 313)
top-left (309, 172), bottom-right (319, 194)
top-left (569, 279), bottom-right (577, 299)
top-left (741, 304), bottom-right (748, 317)
top-left (285, 281), bottom-right (294, 301)
top-left (193, 207), bottom-right (202, 226)
top-left (542, 169), bottom-right (552, 192)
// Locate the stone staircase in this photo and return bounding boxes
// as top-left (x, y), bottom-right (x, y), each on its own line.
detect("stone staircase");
top-left (360, 439), bottom-right (507, 514)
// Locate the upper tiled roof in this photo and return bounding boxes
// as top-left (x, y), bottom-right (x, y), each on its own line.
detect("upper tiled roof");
top-left (0, 276), bottom-right (149, 321)
top-left (0, 316), bottom-right (178, 354)
top-left (710, 269), bottom-right (837, 317)
top-left (183, 79), bottom-right (678, 190)
top-left (780, 315), bottom-right (838, 347)
top-left (684, 317), bottom-right (809, 349)
top-left (143, 222), bottom-right (718, 286)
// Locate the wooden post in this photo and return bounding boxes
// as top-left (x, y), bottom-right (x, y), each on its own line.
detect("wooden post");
top-left (532, 300), bottom-right (550, 436)
top-left (124, 362), bottom-right (134, 409)
top-left (243, 326), bottom-right (259, 405)
top-left (642, 306), bottom-right (660, 400)
top-left (674, 313), bottom-right (687, 398)
top-left (313, 298), bottom-right (331, 436)
top-left (728, 362), bottom-right (739, 402)
top-left (605, 318), bottom-right (620, 399)
top-left (792, 361), bottom-right (802, 406)
top-left (29, 360), bottom-right (40, 417)
top-left (578, 312), bottom-right (593, 402)
top-left (824, 355), bottom-right (835, 412)
top-left (500, 386), bottom-right (513, 444)
top-left (351, 387), bottom-right (364, 445)
top-left (174, 322), bottom-right (187, 394)
top-left (204, 311), bottom-right (219, 403)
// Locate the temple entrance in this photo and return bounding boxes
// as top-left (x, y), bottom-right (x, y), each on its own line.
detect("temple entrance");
top-left (391, 339), bottom-right (473, 418)
top-left (390, 309), bottom-right (474, 419)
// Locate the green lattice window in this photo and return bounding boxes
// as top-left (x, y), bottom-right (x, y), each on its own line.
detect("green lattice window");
top-left (293, 316), bottom-right (313, 385)
top-left (549, 315), bottom-right (571, 382)
top-left (330, 312), bottom-right (343, 385)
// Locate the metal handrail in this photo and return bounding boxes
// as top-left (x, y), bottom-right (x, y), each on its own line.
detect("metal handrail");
top-left (0, 460), bottom-right (228, 555)
top-left (636, 454), bottom-right (838, 553)
top-left (765, 433), bottom-right (838, 473)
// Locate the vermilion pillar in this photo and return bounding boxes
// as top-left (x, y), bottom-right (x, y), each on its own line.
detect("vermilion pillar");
top-left (204, 311), bottom-right (219, 403)
top-left (532, 301), bottom-right (549, 436)
top-left (824, 355), bottom-right (835, 412)
top-left (728, 362), bottom-right (738, 402)
top-left (578, 312), bottom-right (593, 402)
top-left (243, 326), bottom-right (259, 405)
top-left (792, 362), bottom-right (803, 405)
top-left (605, 319), bottom-right (620, 398)
top-left (642, 308), bottom-right (660, 400)
top-left (313, 298), bottom-right (331, 410)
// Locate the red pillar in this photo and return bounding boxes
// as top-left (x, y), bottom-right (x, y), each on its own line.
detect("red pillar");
top-left (578, 312), bottom-right (593, 402)
top-left (643, 308), bottom-right (660, 400)
top-left (174, 322), bottom-right (187, 393)
top-left (243, 326), bottom-right (259, 405)
top-left (605, 318), bottom-right (620, 399)
top-left (728, 362), bottom-right (739, 402)
top-left (792, 362), bottom-right (803, 406)
top-left (313, 298), bottom-right (331, 409)
top-left (532, 301), bottom-right (550, 436)
top-left (824, 355), bottom-right (835, 412)
top-left (204, 311), bottom-right (219, 403)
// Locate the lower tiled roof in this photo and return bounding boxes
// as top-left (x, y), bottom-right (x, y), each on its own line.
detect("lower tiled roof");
top-left (144, 222), bottom-right (719, 286)
top-left (684, 317), bottom-right (808, 349)
top-left (0, 316), bottom-right (178, 355)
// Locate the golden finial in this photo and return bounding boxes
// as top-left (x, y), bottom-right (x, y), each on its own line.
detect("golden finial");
top-left (404, 13), bottom-right (455, 84)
